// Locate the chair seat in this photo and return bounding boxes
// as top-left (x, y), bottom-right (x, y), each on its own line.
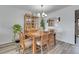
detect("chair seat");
top-left (36, 41), bottom-right (41, 46)
top-left (36, 40), bottom-right (48, 46)
top-left (24, 39), bottom-right (32, 48)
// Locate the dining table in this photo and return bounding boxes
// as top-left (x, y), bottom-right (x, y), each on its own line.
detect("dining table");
top-left (25, 31), bottom-right (51, 54)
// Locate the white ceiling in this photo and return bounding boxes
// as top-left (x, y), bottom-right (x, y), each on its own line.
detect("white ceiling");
top-left (11, 5), bottom-right (70, 14)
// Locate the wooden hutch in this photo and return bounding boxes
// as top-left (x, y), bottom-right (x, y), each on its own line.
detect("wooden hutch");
top-left (24, 13), bottom-right (39, 33)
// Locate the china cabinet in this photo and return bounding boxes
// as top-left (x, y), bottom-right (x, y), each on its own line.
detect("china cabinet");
top-left (24, 13), bottom-right (39, 32)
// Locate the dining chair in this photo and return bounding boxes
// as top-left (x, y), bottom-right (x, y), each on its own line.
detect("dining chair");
top-left (19, 32), bottom-right (32, 54)
top-left (48, 30), bottom-right (56, 49)
top-left (36, 32), bottom-right (49, 53)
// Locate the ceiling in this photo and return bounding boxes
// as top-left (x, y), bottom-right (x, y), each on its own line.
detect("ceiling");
top-left (11, 5), bottom-right (70, 14)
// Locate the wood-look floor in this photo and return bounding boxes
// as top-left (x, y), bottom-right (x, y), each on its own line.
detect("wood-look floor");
top-left (0, 38), bottom-right (79, 54)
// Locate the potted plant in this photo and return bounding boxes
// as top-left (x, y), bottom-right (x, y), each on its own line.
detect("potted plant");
top-left (12, 24), bottom-right (22, 43)
top-left (40, 18), bottom-right (45, 31)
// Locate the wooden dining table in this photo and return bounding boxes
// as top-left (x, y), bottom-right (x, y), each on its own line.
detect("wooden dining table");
top-left (25, 31), bottom-right (50, 54)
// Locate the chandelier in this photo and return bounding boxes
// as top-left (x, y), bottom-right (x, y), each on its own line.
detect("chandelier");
top-left (37, 5), bottom-right (47, 17)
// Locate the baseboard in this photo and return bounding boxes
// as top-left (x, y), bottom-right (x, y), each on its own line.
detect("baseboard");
top-left (56, 39), bottom-right (75, 45)
top-left (0, 42), bottom-right (15, 48)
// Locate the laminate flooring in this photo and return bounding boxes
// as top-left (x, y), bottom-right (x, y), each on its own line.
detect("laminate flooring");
top-left (0, 38), bottom-right (79, 54)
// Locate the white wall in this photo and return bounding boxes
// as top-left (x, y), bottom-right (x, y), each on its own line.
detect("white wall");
top-left (1, 5), bottom-right (79, 45)
top-left (46, 6), bottom-right (79, 44)
top-left (0, 6), bottom-right (26, 45)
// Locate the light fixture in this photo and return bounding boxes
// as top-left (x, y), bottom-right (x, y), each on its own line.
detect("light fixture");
top-left (37, 5), bottom-right (47, 17)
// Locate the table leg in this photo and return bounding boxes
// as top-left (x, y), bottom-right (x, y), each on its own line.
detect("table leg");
top-left (40, 36), bottom-right (43, 54)
top-left (32, 37), bottom-right (36, 54)
top-left (54, 34), bottom-right (56, 45)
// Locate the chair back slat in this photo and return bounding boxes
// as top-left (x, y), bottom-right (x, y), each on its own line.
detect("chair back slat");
top-left (41, 32), bottom-right (48, 45)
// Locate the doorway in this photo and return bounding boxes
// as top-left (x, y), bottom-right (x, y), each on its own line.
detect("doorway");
top-left (75, 10), bottom-right (79, 44)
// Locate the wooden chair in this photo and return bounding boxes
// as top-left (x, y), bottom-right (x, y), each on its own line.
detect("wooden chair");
top-left (48, 30), bottom-right (56, 49)
top-left (36, 32), bottom-right (49, 53)
top-left (19, 32), bottom-right (32, 53)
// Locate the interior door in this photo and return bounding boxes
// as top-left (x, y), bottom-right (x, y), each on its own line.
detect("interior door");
top-left (75, 10), bottom-right (79, 43)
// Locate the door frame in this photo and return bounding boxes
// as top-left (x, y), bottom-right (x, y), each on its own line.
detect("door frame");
top-left (75, 10), bottom-right (76, 44)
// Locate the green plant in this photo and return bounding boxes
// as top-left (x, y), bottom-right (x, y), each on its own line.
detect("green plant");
top-left (40, 18), bottom-right (45, 30)
top-left (13, 24), bottom-right (22, 33)
top-left (12, 24), bottom-right (22, 41)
